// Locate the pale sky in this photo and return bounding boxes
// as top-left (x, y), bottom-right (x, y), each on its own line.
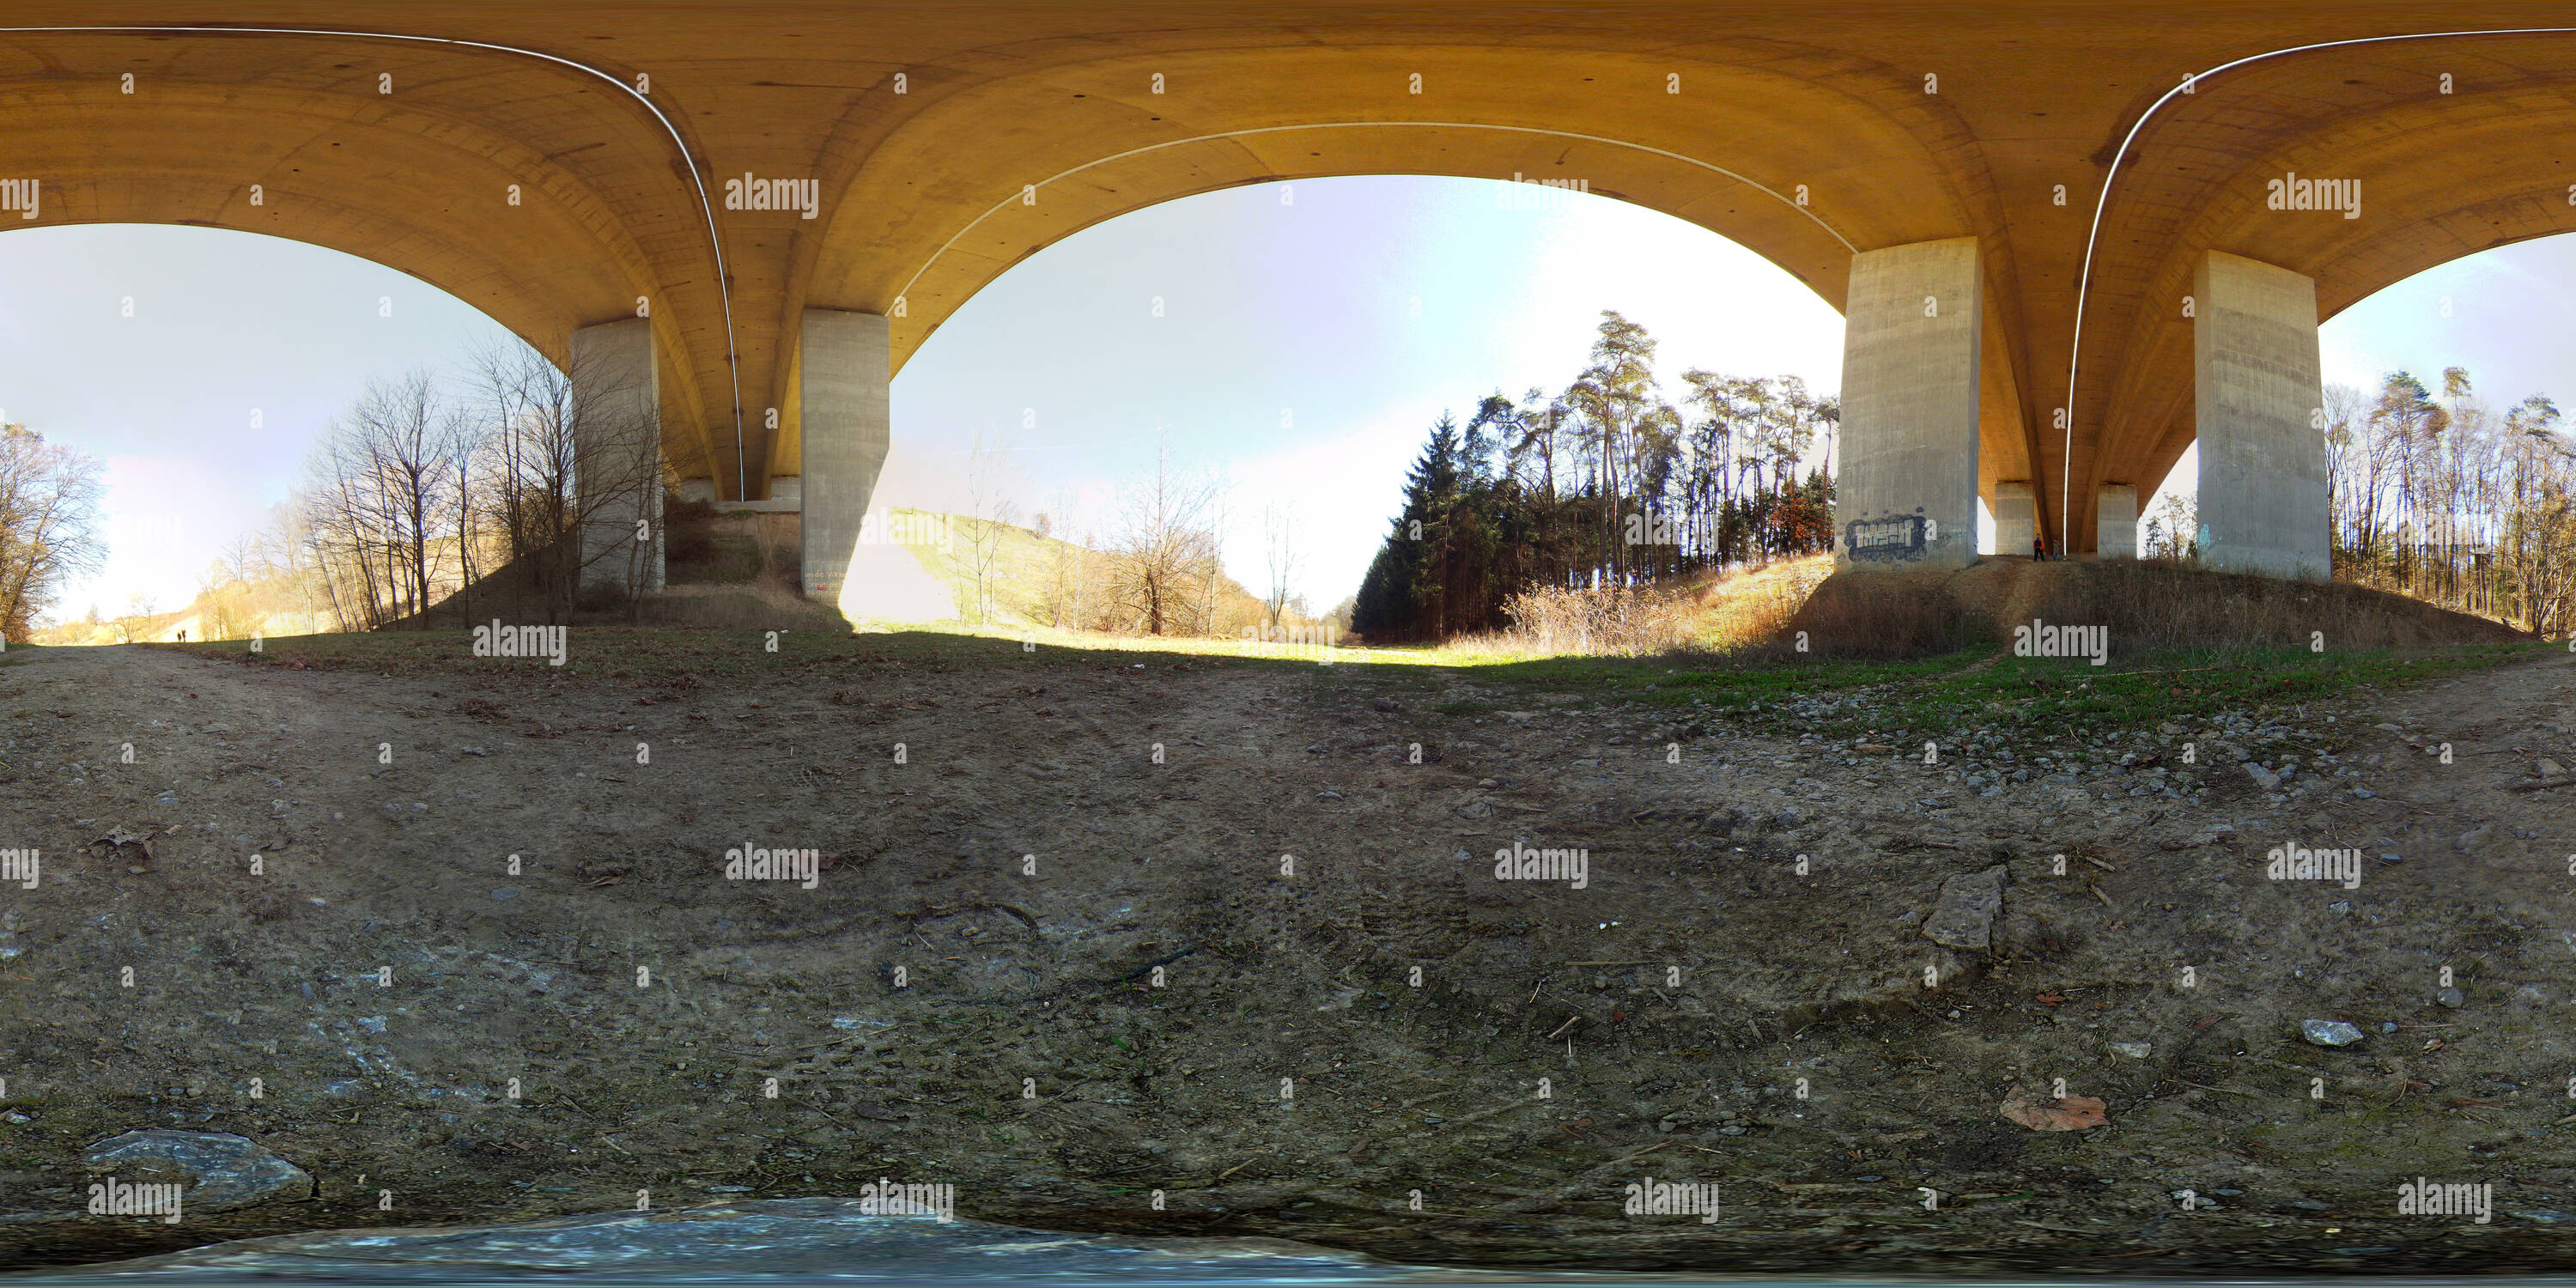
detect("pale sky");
top-left (3, 177), bottom-right (2573, 620)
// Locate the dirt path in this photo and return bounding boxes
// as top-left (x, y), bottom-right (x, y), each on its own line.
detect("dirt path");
top-left (4, 639), bottom-right (2576, 1273)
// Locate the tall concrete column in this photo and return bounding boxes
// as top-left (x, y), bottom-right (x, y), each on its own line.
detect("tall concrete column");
top-left (799, 308), bottom-right (891, 602)
top-left (2194, 251), bottom-right (2329, 581)
top-left (2096, 483), bottom-right (2138, 558)
top-left (1834, 237), bottom-right (1982, 570)
top-left (570, 318), bottom-right (664, 597)
top-left (1992, 482), bottom-right (2036, 557)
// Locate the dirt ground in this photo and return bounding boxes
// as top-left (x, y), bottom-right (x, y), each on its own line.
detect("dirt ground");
top-left (4, 631), bottom-right (2576, 1273)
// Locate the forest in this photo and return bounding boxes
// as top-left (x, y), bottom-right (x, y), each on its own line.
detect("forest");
top-left (1354, 311), bottom-right (1837, 642)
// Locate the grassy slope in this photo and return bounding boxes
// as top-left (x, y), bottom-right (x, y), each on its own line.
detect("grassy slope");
top-left (152, 618), bottom-right (2553, 766)
top-left (886, 509), bottom-right (1273, 632)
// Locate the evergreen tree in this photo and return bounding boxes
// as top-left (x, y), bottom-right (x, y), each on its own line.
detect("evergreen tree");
top-left (1352, 414), bottom-right (1464, 641)
top-left (1350, 316), bottom-right (1843, 643)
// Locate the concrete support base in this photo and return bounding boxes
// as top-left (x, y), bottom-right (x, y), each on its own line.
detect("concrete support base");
top-left (1993, 482), bottom-right (2035, 558)
top-left (1834, 237), bottom-right (1982, 570)
top-left (570, 318), bottom-right (664, 596)
top-left (799, 309), bottom-right (891, 602)
top-left (2096, 483), bottom-right (2138, 558)
top-left (2194, 251), bottom-right (2329, 582)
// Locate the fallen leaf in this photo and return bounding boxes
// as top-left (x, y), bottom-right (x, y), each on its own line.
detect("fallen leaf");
top-left (2034, 991), bottom-right (2066, 1006)
top-left (1998, 1084), bottom-right (2109, 1132)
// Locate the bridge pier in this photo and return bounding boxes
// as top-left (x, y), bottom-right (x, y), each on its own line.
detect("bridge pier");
top-left (570, 318), bottom-right (665, 598)
top-left (1833, 237), bottom-right (1983, 571)
top-left (799, 308), bottom-right (892, 604)
top-left (2096, 483), bottom-right (2138, 558)
top-left (1992, 481), bottom-right (2036, 558)
top-left (2193, 251), bottom-right (2330, 582)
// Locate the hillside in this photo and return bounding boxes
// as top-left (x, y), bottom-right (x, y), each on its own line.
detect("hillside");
top-left (31, 592), bottom-right (330, 647)
top-left (835, 507), bottom-right (1282, 635)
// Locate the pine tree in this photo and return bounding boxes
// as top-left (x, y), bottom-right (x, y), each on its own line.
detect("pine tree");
top-left (1352, 413), bottom-right (1465, 641)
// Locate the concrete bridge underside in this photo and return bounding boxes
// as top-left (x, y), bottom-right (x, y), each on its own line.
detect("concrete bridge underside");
top-left (9, 3), bottom-right (2576, 591)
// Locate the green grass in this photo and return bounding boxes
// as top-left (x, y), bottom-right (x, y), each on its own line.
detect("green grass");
top-left (1319, 639), bottom-right (2553, 741)
top-left (0, 642), bottom-right (62, 668)
top-left (143, 626), bottom-right (2553, 744)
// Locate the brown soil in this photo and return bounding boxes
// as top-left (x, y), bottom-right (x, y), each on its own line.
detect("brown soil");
top-left (4, 634), bottom-right (2576, 1273)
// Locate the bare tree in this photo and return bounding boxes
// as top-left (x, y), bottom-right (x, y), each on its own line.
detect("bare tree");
top-left (0, 422), bottom-right (107, 643)
top-left (953, 428), bottom-right (1021, 623)
top-left (115, 589), bottom-right (157, 644)
top-left (1262, 499), bottom-right (1298, 633)
top-left (216, 531), bottom-right (263, 588)
top-left (1037, 487), bottom-right (1091, 629)
top-left (443, 399), bottom-right (489, 629)
top-left (345, 370), bottom-right (458, 623)
top-left (466, 337), bottom-right (666, 623)
top-left (1107, 435), bottom-right (1224, 635)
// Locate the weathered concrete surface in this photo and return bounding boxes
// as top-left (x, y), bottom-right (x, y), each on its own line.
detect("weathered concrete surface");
top-left (1835, 238), bottom-right (1981, 572)
top-left (1992, 481), bottom-right (2036, 558)
top-left (569, 318), bottom-right (664, 597)
top-left (798, 308), bottom-right (891, 605)
top-left (2194, 251), bottom-right (2330, 583)
top-left (2096, 483), bottom-right (2139, 559)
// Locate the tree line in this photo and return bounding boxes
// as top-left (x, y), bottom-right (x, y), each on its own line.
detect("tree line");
top-left (2324, 366), bottom-right (2575, 631)
top-left (275, 340), bottom-right (664, 631)
top-left (1353, 310), bottom-right (1837, 642)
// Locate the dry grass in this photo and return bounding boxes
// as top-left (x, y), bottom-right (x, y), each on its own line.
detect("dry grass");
top-left (1779, 568), bottom-right (1985, 659)
top-left (1426, 553), bottom-right (2529, 665)
top-left (1786, 556), bottom-right (2533, 660)
top-left (1431, 554), bottom-right (1835, 661)
top-left (643, 580), bottom-right (847, 631)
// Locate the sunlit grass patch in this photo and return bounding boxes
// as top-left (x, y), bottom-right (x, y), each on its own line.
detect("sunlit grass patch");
top-left (1413, 639), bottom-right (2549, 739)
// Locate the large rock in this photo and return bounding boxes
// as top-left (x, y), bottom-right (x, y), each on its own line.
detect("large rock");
top-left (1921, 865), bottom-right (2008, 951)
top-left (84, 1130), bottom-right (312, 1212)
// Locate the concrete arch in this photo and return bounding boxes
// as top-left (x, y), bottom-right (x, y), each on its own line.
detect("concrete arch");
top-left (2062, 35), bottom-right (2576, 548)
top-left (781, 38), bottom-right (2037, 494)
top-left (19, 4), bottom-right (2575, 586)
top-left (0, 31), bottom-right (733, 483)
